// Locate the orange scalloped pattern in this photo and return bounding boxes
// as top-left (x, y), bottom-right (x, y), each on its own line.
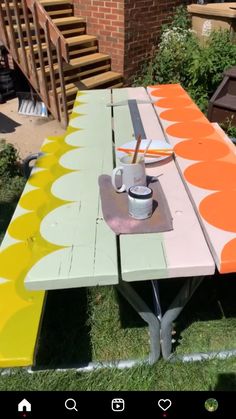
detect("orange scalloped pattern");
top-left (149, 84), bottom-right (236, 273)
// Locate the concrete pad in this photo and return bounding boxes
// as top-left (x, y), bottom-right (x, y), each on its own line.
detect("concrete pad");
top-left (0, 98), bottom-right (65, 160)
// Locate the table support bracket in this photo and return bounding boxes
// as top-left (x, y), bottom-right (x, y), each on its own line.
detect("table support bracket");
top-left (152, 276), bottom-right (204, 360)
top-left (116, 281), bottom-right (161, 364)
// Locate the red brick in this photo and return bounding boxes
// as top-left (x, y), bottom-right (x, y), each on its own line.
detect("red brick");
top-left (99, 7), bottom-right (111, 13)
top-left (105, 2), bottom-right (118, 8)
top-left (104, 13), bottom-right (117, 20)
top-left (100, 30), bottom-right (112, 36)
top-left (98, 18), bottom-right (111, 25)
top-left (92, 12), bottom-right (105, 18)
top-left (93, 1), bottom-right (105, 5)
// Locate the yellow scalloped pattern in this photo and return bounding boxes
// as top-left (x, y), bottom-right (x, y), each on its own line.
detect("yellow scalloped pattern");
top-left (0, 93), bottom-right (85, 366)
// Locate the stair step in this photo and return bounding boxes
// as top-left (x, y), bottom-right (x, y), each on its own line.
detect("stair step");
top-left (22, 36), bottom-right (97, 51)
top-left (213, 94), bottom-right (236, 112)
top-left (7, 27), bottom-right (45, 43)
top-left (1, 2), bottom-right (22, 8)
top-left (1, 2), bottom-right (72, 11)
top-left (66, 35), bottom-right (97, 47)
top-left (40, 1), bottom-right (73, 5)
top-left (68, 45), bottom-right (98, 58)
top-left (11, 22), bottom-right (83, 37)
top-left (49, 64), bottom-right (111, 88)
top-left (43, 53), bottom-right (110, 74)
top-left (68, 53), bottom-right (110, 67)
top-left (47, 8), bottom-right (73, 17)
top-left (55, 71), bottom-right (122, 93)
top-left (82, 71), bottom-right (122, 89)
top-left (22, 44), bottom-right (98, 61)
top-left (13, 23), bottom-right (34, 30)
top-left (61, 27), bottom-right (85, 37)
top-left (109, 82), bottom-right (124, 88)
top-left (0, 0), bottom-right (72, 6)
top-left (52, 17), bottom-right (85, 26)
top-left (66, 98), bottom-right (76, 108)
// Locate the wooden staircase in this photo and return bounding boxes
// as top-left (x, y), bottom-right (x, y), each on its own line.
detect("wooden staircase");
top-left (0, 0), bottom-right (123, 127)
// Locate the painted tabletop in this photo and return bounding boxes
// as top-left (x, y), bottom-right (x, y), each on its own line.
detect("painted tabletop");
top-left (148, 84), bottom-right (236, 274)
top-left (1, 86), bottom-right (222, 294)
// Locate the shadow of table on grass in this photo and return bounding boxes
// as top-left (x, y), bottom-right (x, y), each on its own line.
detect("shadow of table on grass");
top-left (214, 373), bottom-right (236, 391)
top-left (115, 274), bottom-right (236, 357)
top-left (36, 287), bottom-right (92, 369)
top-left (168, 273), bottom-right (236, 355)
top-left (22, 270), bottom-right (236, 368)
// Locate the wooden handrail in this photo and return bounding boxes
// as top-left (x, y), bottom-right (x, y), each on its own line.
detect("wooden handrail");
top-left (25, 0), bottom-right (69, 63)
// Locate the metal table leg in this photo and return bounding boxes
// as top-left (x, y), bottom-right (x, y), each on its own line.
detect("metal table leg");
top-left (160, 276), bottom-right (204, 359)
top-left (151, 280), bottom-right (162, 320)
top-left (116, 281), bottom-right (161, 363)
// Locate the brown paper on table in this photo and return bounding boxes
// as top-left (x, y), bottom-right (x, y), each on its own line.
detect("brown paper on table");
top-left (98, 175), bottom-right (173, 235)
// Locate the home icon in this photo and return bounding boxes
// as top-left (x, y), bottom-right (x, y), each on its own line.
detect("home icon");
top-left (18, 399), bottom-right (31, 412)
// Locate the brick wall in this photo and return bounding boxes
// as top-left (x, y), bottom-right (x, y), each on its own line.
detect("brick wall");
top-left (73, 0), bottom-right (190, 83)
top-left (73, 1), bottom-right (124, 74)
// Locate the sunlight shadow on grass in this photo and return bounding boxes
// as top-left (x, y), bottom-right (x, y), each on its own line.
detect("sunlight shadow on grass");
top-left (36, 288), bottom-right (92, 368)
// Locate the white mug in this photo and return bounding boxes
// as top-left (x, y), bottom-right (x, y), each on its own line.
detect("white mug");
top-left (112, 155), bottom-right (147, 193)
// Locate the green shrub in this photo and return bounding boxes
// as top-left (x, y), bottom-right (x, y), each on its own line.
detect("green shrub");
top-left (133, 6), bottom-right (236, 113)
top-left (0, 140), bottom-right (25, 202)
top-left (220, 116), bottom-right (236, 139)
top-left (187, 31), bottom-right (236, 108)
top-left (0, 140), bottom-right (20, 179)
top-left (170, 4), bottom-right (191, 30)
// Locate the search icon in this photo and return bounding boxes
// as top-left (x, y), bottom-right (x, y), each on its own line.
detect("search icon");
top-left (65, 398), bottom-right (78, 412)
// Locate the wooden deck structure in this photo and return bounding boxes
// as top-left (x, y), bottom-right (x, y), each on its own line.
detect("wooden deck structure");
top-left (0, 0), bottom-right (123, 127)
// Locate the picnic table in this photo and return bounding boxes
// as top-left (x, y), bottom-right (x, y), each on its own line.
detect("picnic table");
top-left (1, 84), bottom-right (236, 369)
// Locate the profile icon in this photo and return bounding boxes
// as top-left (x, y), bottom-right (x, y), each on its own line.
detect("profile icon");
top-left (204, 398), bottom-right (218, 412)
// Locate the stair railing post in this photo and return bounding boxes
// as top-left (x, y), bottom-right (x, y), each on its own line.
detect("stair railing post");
top-left (3, 0), bottom-right (19, 61)
top-left (22, 0), bottom-right (39, 91)
top-left (31, 1), bottom-right (49, 107)
top-left (45, 20), bottom-right (60, 121)
top-left (12, 0), bottom-right (29, 76)
top-left (0, 2), bottom-right (9, 48)
top-left (56, 38), bottom-right (68, 127)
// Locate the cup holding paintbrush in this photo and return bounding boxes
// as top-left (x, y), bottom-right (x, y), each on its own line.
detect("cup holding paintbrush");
top-left (112, 134), bottom-right (147, 192)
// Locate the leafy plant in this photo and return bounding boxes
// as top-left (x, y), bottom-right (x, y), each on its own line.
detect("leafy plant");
top-left (0, 139), bottom-right (20, 179)
top-left (133, 6), bottom-right (236, 114)
top-left (0, 140), bottom-right (25, 201)
top-left (220, 116), bottom-right (236, 139)
top-left (170, 4), bottom-right (191, 30)
top-left (187, 30), bottom-right (236, 100)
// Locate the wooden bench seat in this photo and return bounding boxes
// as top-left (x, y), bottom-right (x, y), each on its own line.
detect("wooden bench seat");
top-left (0, 136), bottom-right (66, 367)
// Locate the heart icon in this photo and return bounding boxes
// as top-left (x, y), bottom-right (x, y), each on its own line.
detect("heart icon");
top-left (158, 399), bottom-right (172, 411)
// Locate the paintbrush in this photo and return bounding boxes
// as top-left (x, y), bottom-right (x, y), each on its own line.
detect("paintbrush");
top-left (131, 134), bottom-right (142, 164)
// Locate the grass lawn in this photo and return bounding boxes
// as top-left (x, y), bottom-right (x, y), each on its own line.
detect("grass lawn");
top-left (0, 177), bottom-right (236, 391)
